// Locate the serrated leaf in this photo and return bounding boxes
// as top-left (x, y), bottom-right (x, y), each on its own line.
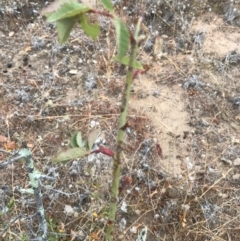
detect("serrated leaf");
top-left (79, 14), bottom-right (100, 40)
top-left (113, 55), bottom-right (143, 69)
top-left (114, 18), bottom-right (129, 60)
top-left (45, 2), bottom-right (90, 22)
top-left (100, 0), bottom-right (113, 12)
top-left (56, 17), bottom-right (77, 44)
top-left (76, 132), bottom-right (84, 148)
top-left (53, 147), bottom-right (89, 163)
top-left (88, 128), bottom-right (101, 150)
top-left (42, 0), bottom-right (75, 17)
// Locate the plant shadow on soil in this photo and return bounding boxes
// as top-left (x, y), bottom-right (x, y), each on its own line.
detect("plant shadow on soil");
top-left (0, 0), bottom-right (240, 240)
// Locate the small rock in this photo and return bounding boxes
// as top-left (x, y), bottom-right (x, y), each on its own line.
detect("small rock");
top-left (183, 75), bottom-right (202, 89)
top-left (232, 174), bottom-right (240, 179)
top-left (232, 97), bottom-right (240, 107)
top-left (218, 193), bottom-right (228, 198)
top-left (231, 136), bottom-right (240, 144)
top-left (233, 157), bottom-right (240, 166)
top-left (90, 120), bottom-right (99, 128)
top-left (152, 90), bottom-right (160, 97)
top-left (120, 201), bottom-right (127, 212)
top-left (69, 69), bottom-right (78, 75)
top-left (130, 226), bottom-right (137, 234)
top-left (64, 205), bottom-right (74, 216)
top-left (221, 157), bottom-right (232, 166)
top-left (135, 209), bottom-right (141, 215)
top-left (119, 218), bottom-right (127, 230)
top-left (9, 31), bottom-right (15, 37)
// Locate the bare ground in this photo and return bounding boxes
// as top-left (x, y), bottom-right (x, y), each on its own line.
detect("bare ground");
top-left (0, 0), bottom-right (240, 240)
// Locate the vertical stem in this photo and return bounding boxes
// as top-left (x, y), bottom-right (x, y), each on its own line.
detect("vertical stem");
top-left (106, 17), bottom-right (143, 241)
top-left (20, 147), bottom-right (48, 241)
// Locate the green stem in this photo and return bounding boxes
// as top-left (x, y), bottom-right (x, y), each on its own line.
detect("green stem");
top-left (106, 17), bottom-right (143, 241)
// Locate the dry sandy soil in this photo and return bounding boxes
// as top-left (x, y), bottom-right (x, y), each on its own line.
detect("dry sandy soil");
top-left (0, 0), bottom-right (240, 240)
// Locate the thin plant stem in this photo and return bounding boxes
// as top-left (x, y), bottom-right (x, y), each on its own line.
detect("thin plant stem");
top-left (106, 16), bottom-right (143, 241)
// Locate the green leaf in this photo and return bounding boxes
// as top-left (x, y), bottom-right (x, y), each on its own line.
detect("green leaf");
top-left (53, 148), bottom-right (89, 163)
top-left (45, 2), bottom-right (90, 22)
top-left (79, 14), bottom-right (100, 40)
top-left (7, 197), bottom-right (15, 210)
top-left (100, 0), bottom-right (113, 12)
top-left (69, 132), bottom-right (84, 148)
top-left (87, 128), bottom-right (101, 150)
top-left (69, 132), bottom-right (78, 148)
top-left (114, 18), bottom-right (130, 60)
top-left (76, 132), bottom-right (84, 148)
top-left (42, 0), bottom-right (74, 17)
top-left (56, 17), bottom-right (77, 44)
top-left (113, 55), bottom-right (143, 69)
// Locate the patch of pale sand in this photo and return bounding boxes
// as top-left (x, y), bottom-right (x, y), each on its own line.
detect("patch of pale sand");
top-left (130, 74), bottom-right (190, 178)
top-left (192, 15), bottom-right (240, 56)
top-left (128, 13), bottom-right (240, 177)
